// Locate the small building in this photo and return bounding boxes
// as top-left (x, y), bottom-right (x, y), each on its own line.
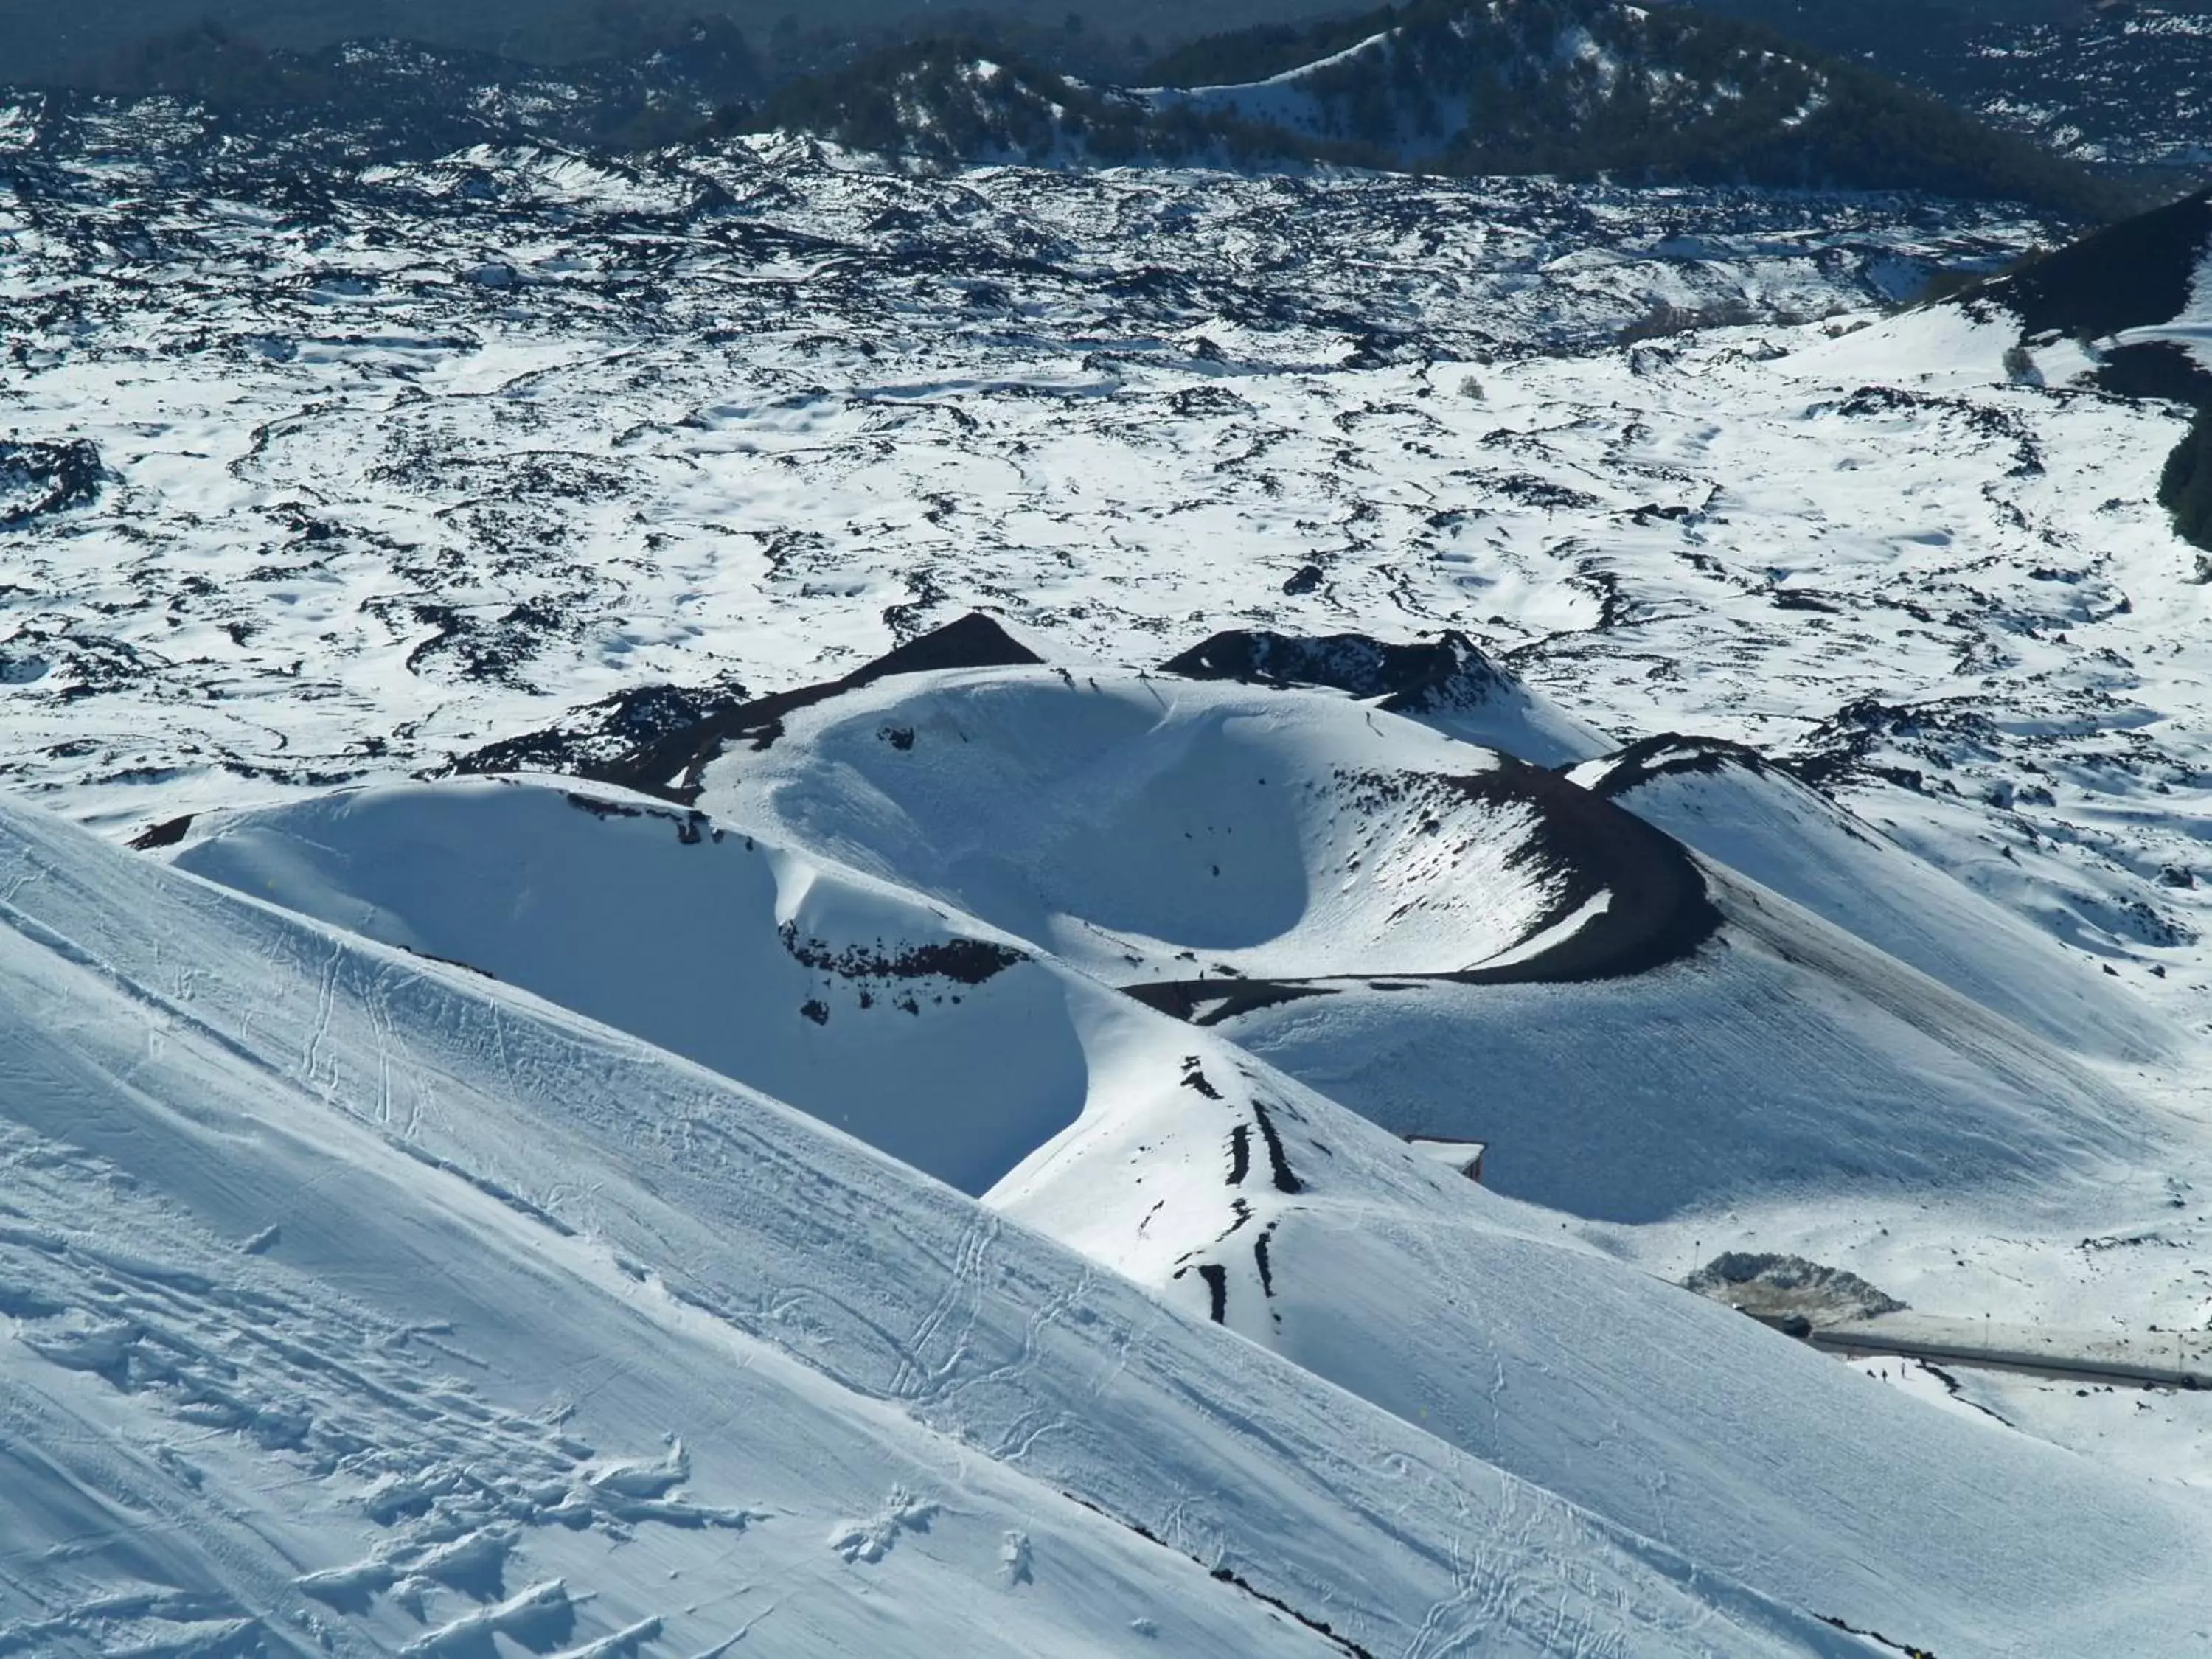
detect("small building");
top-left (1405, 1135), bottom-right (1486, 1185)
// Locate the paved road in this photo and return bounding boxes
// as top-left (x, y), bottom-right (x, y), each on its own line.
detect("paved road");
top-left (1812, 1315), bottom-right (2212, 1390)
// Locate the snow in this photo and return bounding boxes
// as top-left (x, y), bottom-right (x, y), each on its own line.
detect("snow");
top-left (144, 725), bottom-right (2212, 1655)
top-left (2, 793), bottom-right (1874, 1659)
top-left (697, 669), bottom-right (1582, 980)
top-left (170, 775), bottom-right (1089, 1194)
top-left (10, 93), bottom-right (2212, 1658)
top-left (1571, 738), bottom-right (2173, 1059)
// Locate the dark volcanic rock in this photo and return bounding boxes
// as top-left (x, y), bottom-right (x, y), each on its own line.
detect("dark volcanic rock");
top-left (1684, 1252), bottom-right (1906, 1324)
top-left (0, 439), bottom-right (105, 528)
top-left (1127, 754), bottom-right (1722, 1021)
top-left (1161, 628), bottom-right (1523, 721)
top-left (587, 612), bottom-right (1041, 800)
top-left (453, 679), bottom-right (752, 778)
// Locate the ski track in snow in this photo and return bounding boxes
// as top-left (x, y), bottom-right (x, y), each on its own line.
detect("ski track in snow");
top-left (1, 796), bottom-right (1931, 1659)
top-left (8, 91), bottom-right (2212, 1659)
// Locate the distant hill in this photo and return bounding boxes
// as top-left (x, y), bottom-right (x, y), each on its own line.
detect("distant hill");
top-left (2, 0), bottom-right (2130, 218)
top-left (752, 40), bottom-right (1362, 169)
top-left (757, 0), bottom-right (2125, 217)
top-left (0, 0), bottom-right (1350, 91)
top-left (41, 19), bottom-right (768, 153)
top-left (1917, 185), bottom-right (2212, 549)
top-left (1696, 0), bottom-right (2212, 191)
top-left (1129, 0), bottom-right (2127, 215)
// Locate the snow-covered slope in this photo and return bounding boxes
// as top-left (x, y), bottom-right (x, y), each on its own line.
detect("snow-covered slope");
top-left (690, 661), bottom-right (1704, 986)
top-left (1212, 856), bottom-right (2171, 1221)
top-left (4, 791), bottom-right (1903, 1659)
top-left (987, 1027), bottom-right (2212, 1659)
top-left (13, 85), bottom-right (2212, 1657)
top-left (136, 771), bottom-right (2212, 1658)
top-left (167, 774), bottom-right (1084, 1195)
top-left (632, 653), bottom-right (2169, 1220)
top-left (1571, 733), bottom-right (2173, 1060)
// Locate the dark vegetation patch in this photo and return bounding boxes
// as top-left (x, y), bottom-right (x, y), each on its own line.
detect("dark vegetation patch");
top-left (1960, 187), bottom-right (2212, 408)
top-left (2159, 405), bottom-right (2212, 554)
top-left (30, 14), bottom-right (768, 155)
top-left (777, 919), bottom-right (1024, 985)
top-left (1142, 0), bottom-right (2122, 218)
top-left (2093, 341), bottom-right (2212, 408)
top-left (11, 0), bottom-right (2140, 222)
top-left (1977, 187), bottom-right (2211, 344)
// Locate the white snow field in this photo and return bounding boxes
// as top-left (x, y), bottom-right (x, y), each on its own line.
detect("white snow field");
top-left (692, 667), bottom-right (1635, 983)
top-left (3, 791), bottom-right (1890, 1659)
top-left (680, 658), bottom-right (2188, 1219)
top-left (12, 88), bottom-right (2212, 1659)
top-left (153, 717), bottom-right (2212, 1655)
top-left (1568, 734), bottom-right (2171, 1061)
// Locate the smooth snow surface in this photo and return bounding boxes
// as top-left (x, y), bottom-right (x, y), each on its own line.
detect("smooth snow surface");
top-left (171, 776), bottom-right (1085, 1194)
top-left (699, 669), bottom-right (1590, 980)
top-left (1218, 860), bottom-right (2169, 1220)
top-left (1572, 737), bottom-right (2172, 1060)
top-left (154, 756), bottom-right (2212, 1657)
top-left (2, 795), bottom-right (1882, 1659)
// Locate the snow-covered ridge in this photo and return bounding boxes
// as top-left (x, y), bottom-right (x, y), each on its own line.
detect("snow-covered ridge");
top-left (9, 787), bottom-right (1901, 1658)
top-left (79, 712), bottom-right (2212, 1655)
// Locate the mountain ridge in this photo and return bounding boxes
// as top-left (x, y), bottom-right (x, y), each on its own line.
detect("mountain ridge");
top-left (0, 1), bottom-right (2140, 218)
